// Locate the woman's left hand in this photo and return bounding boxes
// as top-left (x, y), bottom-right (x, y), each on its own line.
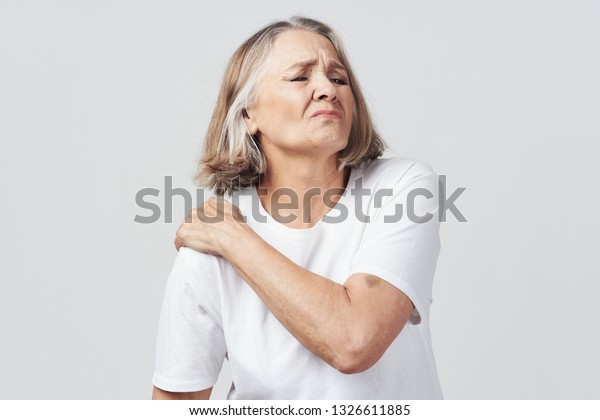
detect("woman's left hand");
top-left (174, 197), bottom-right (248, 256)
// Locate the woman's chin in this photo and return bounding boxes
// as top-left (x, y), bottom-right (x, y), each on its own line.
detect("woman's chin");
top-left (308, 134), bottom-right (349, 151)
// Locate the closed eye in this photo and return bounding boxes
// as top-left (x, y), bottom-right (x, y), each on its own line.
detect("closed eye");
top-left (290, 76), bottom-right (348, 85)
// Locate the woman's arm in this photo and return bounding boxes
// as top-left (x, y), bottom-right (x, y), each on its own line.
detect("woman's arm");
top-left (152, 386), bottom-right (212, 400)
top-left (176, 198), bottom-right (413, 374)
top-left (224, 228), bottom-right (412, 374)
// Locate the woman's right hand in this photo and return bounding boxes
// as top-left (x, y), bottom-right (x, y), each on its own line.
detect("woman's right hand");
top-left (174, 197), bottom-right (250, 257)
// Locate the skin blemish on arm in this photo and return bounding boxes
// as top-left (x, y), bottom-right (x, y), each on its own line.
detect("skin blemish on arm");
top-left (365, 275), bottom-right (381, 288)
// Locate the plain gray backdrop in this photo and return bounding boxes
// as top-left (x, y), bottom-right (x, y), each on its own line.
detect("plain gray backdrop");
top-left (1, 0), bottom-right (599, 399)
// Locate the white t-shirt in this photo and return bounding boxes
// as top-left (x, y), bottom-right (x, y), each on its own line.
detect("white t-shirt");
top-left (153, 157), bottom-right (443, 399)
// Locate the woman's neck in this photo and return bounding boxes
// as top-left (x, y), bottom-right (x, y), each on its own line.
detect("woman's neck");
top-left (257, 154), bottom-right (350, 229)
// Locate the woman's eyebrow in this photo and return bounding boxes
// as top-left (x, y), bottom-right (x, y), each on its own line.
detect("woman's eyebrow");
top-left (285, 59), bottom-right (347, 73)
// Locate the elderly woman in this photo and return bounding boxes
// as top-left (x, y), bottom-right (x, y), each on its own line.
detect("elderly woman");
top-left (152, 16), bottom-right (442, 400)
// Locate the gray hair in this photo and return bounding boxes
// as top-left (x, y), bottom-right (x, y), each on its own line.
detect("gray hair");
top-left (196, 16), bottom-right (385, 196)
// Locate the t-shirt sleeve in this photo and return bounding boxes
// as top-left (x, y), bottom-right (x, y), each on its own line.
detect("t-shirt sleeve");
top-left (350, 161), bottom-right (441, 325)
top-left (152, 249), bottom-right (227, 392)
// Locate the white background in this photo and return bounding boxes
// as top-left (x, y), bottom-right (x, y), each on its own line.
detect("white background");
top-left (1, 0), bottom-right (598, 399)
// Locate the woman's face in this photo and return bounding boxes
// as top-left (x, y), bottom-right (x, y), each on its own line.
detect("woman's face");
top-left (245, 30), bottom-right (355, 159)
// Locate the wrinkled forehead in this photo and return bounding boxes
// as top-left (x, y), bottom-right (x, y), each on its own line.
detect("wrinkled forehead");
top-left (265, 29), bottom-right (344, 73)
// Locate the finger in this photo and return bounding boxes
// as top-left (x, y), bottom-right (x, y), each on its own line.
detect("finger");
top-left (174, 232), bottom-right (181, 250)
top-left (199, 201), bottom-right (220, 222)
top-left (175, 224), bottom-right (187, 250)
top-left (206, 197), bottom-right (244, 222)
top-left (185, 208), bottom-right (200, 223)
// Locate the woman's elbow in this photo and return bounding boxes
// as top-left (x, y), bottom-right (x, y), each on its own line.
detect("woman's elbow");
top-left (330, 343), bottom-right (381, 375)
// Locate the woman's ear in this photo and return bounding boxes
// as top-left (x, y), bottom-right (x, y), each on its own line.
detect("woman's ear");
top-left (242, 108), bottom-right (259, 135)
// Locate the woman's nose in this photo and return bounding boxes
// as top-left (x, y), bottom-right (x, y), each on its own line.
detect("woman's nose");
top-left (312, 74), bottom-right (337, 101)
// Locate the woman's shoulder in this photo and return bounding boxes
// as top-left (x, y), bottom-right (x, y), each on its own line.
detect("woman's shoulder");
top-left (177, 246), bottom-right (228, 279)
top-left (355, 156), bottom-right (438, 187)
